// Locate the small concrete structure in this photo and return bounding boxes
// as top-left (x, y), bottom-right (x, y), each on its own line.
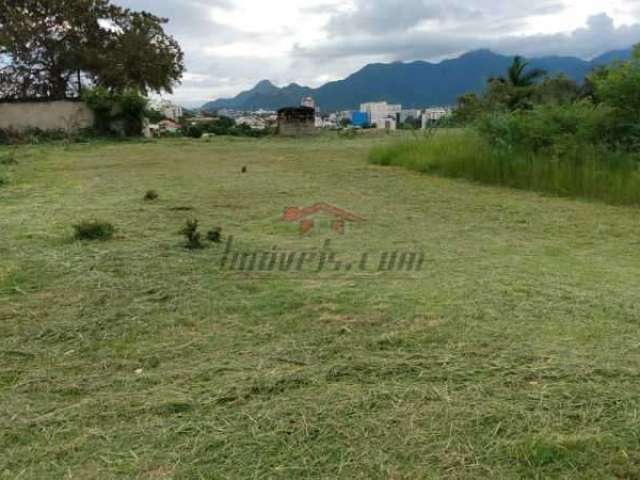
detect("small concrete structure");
top-left (0, 100), bottom-right (94, 133)
top-left (360, 102), bottom-right (402, 129)
top-left (277, 107), bottom-right (317, 136)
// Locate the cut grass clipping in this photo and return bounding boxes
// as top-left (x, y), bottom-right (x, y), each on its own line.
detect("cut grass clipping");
top-left (73, 220), bottom-right (115, 241)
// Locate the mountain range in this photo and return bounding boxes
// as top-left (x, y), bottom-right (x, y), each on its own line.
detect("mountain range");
top-left (202, 48), bottom-right (634, 112)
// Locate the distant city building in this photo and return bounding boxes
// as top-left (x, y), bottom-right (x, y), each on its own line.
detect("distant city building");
top-left (360, 102), bottom-right (402, 129)
top-left (236, 116), bottom-right (267, 130)
top-left (301, 96), bottom-right (316, 109)
top-left (400, 109), bottom-right (422, 123)
top-left (156, 100), bottom-right (183, 122)
top-left (350, 111), bottom-right (370, 127)
top-left (383, 117), bottom-right (397, 131)
top-left (422, 107), bottom-right (451, 128)
top-left (157, 119), bottom-right (182, 133)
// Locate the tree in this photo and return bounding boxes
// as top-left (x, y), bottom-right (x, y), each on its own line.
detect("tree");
top-left (452, 93), bottom-right (486, 124)
top-left (484, 56), bottom-right (547, 111)
top-left (501, 56), bottom-right (547, 88)
top-left (0, 0), bottom-right (184, 100)
top-left (532, 75), bottom-right (580, 105)
top-left (592, 48), bottom-right (640, 120)
top-left (87, 9), bottom-right (184, 95)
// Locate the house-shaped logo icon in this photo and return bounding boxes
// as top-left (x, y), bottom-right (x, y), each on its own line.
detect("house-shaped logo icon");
top-left (282, 202), bottom-right (365, 236)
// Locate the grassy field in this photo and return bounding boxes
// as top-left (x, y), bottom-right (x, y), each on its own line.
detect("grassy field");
top-left (2, 134), bottom-right (640, 479)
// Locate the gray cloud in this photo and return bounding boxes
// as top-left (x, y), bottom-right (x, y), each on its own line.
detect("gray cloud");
top-left (326, 0), bottom-right (565, 35)
top-left (114, 0), bottom-right (231, 37)
top-left (296, 13), bottom-right (640, 63)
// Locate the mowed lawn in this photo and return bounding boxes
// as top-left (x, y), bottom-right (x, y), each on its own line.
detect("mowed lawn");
top-left (1, 135), bottom-right (640, 479)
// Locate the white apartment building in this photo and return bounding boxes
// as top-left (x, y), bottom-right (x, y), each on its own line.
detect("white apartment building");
top-left (422, 107), bottom-right (451, 127)
top-left (155, 99), bottom-right (183, 122)
top-left (360, 102), bottom-right (402, 129)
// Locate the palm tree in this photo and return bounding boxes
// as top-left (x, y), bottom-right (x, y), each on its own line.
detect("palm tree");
top-left (504, 56), bottom-right (547, 87)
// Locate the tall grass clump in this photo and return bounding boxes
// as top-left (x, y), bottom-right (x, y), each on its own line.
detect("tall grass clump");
top-left (369, 129), bottom-right (640, 206)
top-left (369, 130), bottom-right (491, 175)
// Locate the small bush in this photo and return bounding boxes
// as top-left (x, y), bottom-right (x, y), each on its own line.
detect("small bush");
top-left (73, 220), bottom-right (115, 241)
top-left (184, 125), bottom-right (203, 139)
top-left (180, 219), bottom-right (204, 250)
top-left (207, 227), bottom-right (222, 243)
top-left (144, 190), bottom-right (159, 201)
top-left (0, 174), bottom-right (8, 187)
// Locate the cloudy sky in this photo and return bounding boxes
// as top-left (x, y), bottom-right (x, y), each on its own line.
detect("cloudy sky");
top-left (114, 0), bottom-right (640, 106)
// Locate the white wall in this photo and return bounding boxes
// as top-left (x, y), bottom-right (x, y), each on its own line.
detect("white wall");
top-left (0, 101), bottom-right (94, 133)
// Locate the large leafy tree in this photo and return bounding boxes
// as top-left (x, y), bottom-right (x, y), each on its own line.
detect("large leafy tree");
top-left (0, 0), bottom-right (184, 100)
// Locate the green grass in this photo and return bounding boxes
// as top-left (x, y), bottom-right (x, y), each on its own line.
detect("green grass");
top-left (2, 134), bottom-right (640, 478)
top-left (369, 129), bottom-right (640, 206)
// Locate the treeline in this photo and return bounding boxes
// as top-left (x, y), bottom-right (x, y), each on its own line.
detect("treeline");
top-left (183, 117), bottom-right (273, 139)
top-left (370, 46), bottom-right (640, 206)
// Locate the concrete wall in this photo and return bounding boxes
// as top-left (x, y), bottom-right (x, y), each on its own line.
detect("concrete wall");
top-left (278, 120), bottom-right (318, 137)
top-left (0, 100), bottom-right (94, 133)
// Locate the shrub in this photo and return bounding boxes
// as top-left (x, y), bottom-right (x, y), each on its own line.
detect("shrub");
top-left (73, 220), bottom-right (115, 241)
top-left (83, 87), bottom-right (148, 137)
top-left (184, 125), bottom-right (203, 139)
top-left (207, 227), bottom-right (222, 243)
top-left (180, 219), bottom-right (204, 249)
top-left (144, 190), bottom-right (159, 201)
top-left (477, 102), bottom-right (612, 153)
top-left (0, 174), bottom-right (8, 187)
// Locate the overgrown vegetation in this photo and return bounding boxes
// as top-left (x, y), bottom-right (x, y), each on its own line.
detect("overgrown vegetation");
top-left (73, 220), bottom-right (115, 241)
top-left (371, 46), bottom-right (640, 206)
top-left (83, 87), bottom-right (148, 136)
top-left (180, 219), bottom-right (204, 249)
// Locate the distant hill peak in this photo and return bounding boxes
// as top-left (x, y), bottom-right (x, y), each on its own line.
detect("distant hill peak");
top-left (254, 79), bottom-right (277, 92)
